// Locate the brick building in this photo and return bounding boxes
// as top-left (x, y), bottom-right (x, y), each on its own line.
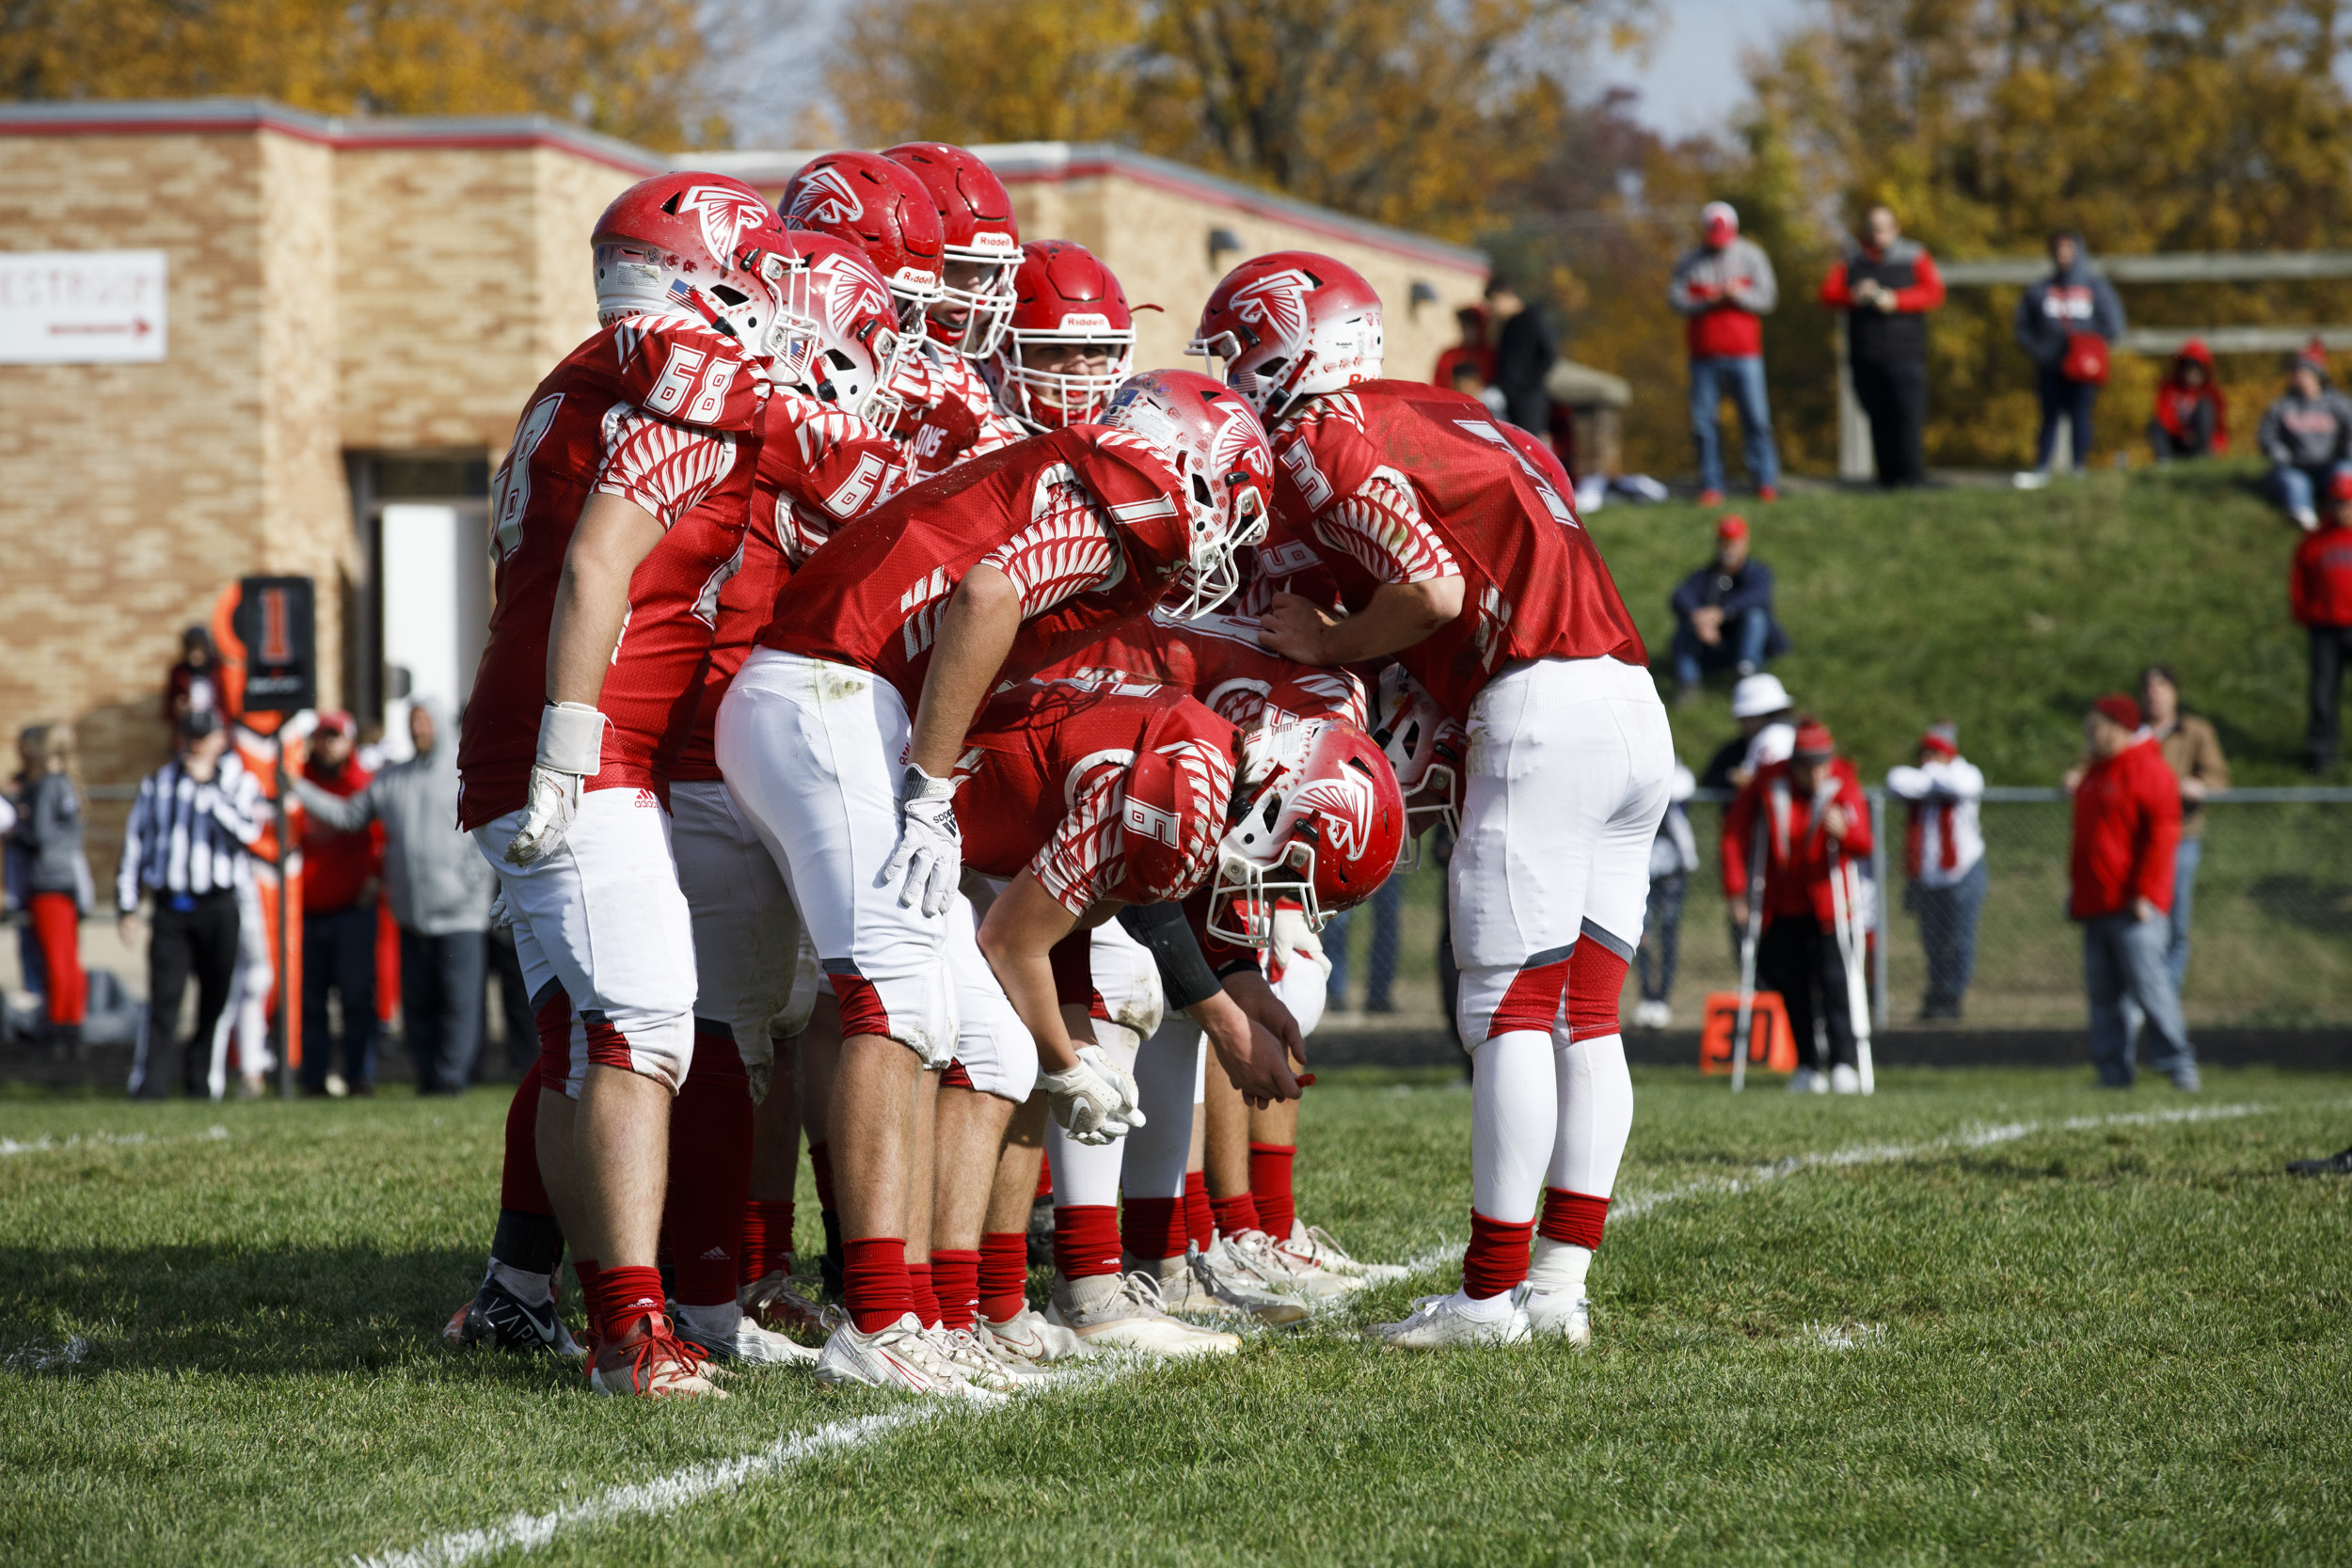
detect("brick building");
top-left (0, 101), bottom-right (1486, 881)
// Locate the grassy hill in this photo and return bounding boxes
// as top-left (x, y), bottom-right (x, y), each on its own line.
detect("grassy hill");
top-left (1586, 462), bottom-right (2323, 785)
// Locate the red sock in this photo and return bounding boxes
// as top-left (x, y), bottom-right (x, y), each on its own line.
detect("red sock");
top-left (738, 1197), bottom-right (796, 1286)
top-left (1248, 1141), bottom-right (1295, 1240)
top-left (1120, 1196), bottom-right (1186, 1263)
top-left (1052, 1204), bottom-right (1122, 1280)
top-left (841, 1236), bottom-right (913, 1334)
top-left (1034, 1154), bottom-right (1055, 1202)
top-left (979, 1231), bottom-right (1029, 1323)
top-left (1461, 1211), bottom-right (1535, 1300)
top-left (1211, 1192), bottom-right (1262, 1239)
top-left (1184, 1168), bottom-right (1214, 1250)
top-left (907, 1261), bottom-right (942, 1329)
top-left (1539, 1188), bottom-right (1610, 1250)
top-left (809, 1141), bottom-right (837, 1212)
top-left (662, 1034), bottom-right (753, 1307)
top-left (596, 1264), bottom-right (667, 1341)
top-left (500, 1065), bottom-right (553, 1214)
top-left (931, 1248), bottom-right (981, 1332)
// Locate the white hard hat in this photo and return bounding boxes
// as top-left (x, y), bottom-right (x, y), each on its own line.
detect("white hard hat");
top-left (1730, 673), bottom-right (1791, 719)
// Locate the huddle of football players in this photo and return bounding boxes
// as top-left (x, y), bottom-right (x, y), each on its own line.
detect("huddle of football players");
top-left (442, 136), bottom-right (1669, 1401)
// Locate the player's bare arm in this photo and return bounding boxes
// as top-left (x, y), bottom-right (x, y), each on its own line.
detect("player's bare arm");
top-left (1218, 966), bottom-right (1305, 1069)
top-left (907, 563), bottom-right (1025, 778)
top-left (546, 494), bottom-right (667, 706)
top-left (1259, 579), bottom-right (1465, 667)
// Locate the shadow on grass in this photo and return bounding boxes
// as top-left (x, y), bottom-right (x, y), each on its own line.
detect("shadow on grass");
top-left (0, 1242), bottom-right (572, 1383)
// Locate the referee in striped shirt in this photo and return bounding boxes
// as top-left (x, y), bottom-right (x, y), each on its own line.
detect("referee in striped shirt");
top-left (119, 710), bottom-right (265, 1098)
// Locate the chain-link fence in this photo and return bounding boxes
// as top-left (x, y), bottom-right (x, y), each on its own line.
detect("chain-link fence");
top-left (1317, 788), bottom-right (2352, 1033)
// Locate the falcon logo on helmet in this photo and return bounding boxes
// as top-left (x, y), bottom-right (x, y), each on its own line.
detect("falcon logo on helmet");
top-left (679, 184), bottom-right (786, 271)
top-left (1291, 771), bottom-right (1375, 863)
top-left (1191, 250), bottom-right (1386, 424)
top-left (783, 165), bottom-right (864, 230)
top-left (590, 171), bottom-right (795, 360)
top-left (1228, 268), bottom-right (1317, 343)
top-left (764, 231), bottom-right (910, 428)
top-left (1209, 718), bottom-right (1406, 947)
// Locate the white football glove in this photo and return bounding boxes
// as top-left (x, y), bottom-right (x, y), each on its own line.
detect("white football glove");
top-left (882, 764), bottom-right (961, 918)
top-left (1039, 1044), bottom-right (1148, 1147)
top-left (502, 702), bottom-right (604, 867)
top-left (1267, 905), bottom-right (1328, 986)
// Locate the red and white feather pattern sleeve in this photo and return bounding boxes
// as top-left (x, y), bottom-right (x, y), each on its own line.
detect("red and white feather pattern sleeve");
top-left (977, 473), bottom-right (1120, 616)
top-left (1030, 736), bottom-right (1234, 914)
top-left (1031, 768), bottom-right (1124, 915)
top-left (1311, 468), bottom-right (1457, 586)
top-left (945, 356), bottom-right (1025, 462)
top-left (592, 402), bottom-right (737, 529)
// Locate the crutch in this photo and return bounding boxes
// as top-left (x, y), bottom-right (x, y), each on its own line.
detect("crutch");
top-left (1729, 816), bottom-right (1766, 1092)
top-left (1828, 851), bottom-right (1876, 1095)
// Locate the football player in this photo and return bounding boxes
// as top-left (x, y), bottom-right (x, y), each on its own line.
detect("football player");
top-left (1194, 253), bottom-right (1674, 1349)
top-left (454, 171), bottom-right (794, 1399)
top-left (880, 142), bottom-right (1030, 477)
top-left (714, 368), bottom-right (1290, 1397)
top-left (986, 241), bottom-right (1136, 434)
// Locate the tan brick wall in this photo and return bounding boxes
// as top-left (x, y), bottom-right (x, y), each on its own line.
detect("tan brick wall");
top-left (532, 147), bottom-right (640, 401)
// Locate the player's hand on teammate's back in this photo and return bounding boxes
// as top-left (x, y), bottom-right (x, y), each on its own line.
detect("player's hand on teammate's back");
top-left (884, 764), bottom-right (961, 916)
top-left (1258, 592), bottom-right (1338, 666)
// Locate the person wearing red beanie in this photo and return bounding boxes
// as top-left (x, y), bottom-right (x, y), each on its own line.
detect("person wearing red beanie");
top-left (2067, 696), bottom-right (2197, 1090)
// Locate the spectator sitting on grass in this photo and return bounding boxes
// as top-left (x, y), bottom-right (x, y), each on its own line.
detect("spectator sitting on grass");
top-left (2292, 469), bottom-right (2352, 773)
top-left (1670, 515), bottom-right (1788, 702)
top-left (2147, 340), bottom-right (2227, 463)
top-left (2257, 342), bottom-right (2352, 531)
top-left (1698, 673), bottom-right (1796, 791)
top-left (1885, 722), bottom-right (1985, 1022)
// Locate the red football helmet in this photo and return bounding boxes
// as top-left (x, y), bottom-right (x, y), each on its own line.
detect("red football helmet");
top-left (882, 141), bottom-right (1021, 359)
top-left (1209, 719), bottom-right (1406, 947)
top-left (780, 151), bottom-right (946, 329)
top-left (592, 172), bottom-right (798, 358)
top-left (1367, 664), bottom-right (1466, 868)
top-left (987, 240), bottom-right (1136, 432)
top-left (1099, 369), bottom-right (1274, 620)
top-left (1189, 250), bottom-right (1386, 424)
top-left (766, 232), bottom-right (909, 428)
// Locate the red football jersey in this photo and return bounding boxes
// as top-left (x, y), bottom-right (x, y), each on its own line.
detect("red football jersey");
top-left (760, 425), bottom-right (1197, 706)
top-left (954, 680), bottom-right (1241, 914)
top-left (1258, 380), bottom-right (1645, 720)
top-left (670, 393), bottom-right (911, 784)
top-left (891, 342), bottom-right (1025, 480)
top-left (457, 316), bottom-right (768, 831)
top-left (1034, 611), bottom-right (1365, 731)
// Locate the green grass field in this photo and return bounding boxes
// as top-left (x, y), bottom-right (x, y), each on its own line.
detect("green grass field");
top-left (5, 1069), bottom-right (2348, 1566)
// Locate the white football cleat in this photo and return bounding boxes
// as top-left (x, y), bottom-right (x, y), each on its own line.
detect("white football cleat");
top-left (1829, 1064), bottom-right (1862, 1095)
top-left (1522, 1287), bottom-right (1591, 1345)
top-left (1222, 1228), bottom-right (1359, 1300)
top-left (813, 1313), bottom-right (1009, 1403)
top-left (1370, 1291), bottom-right (1531, 1350)
top-left (675, 1305), bottom-right (820, 1367)
top-left (1187, 1240), bottom-right (1312, 1323)
top-left (981, 1305), bottom-right (1096, 1364)
top-left (1047, 1271), bottom-right (1241, 1356)
top-left (1631, 999), bottom-right (1672, 1030)
top-left (1788, 1067), bottom-right (1830, 1094)
top-left (919, 1326), bottom-right (1033, 1394)
top-left (1283, 1220), bottom-right (1411, 1286)
top-left (739, 1268), bottom-right (829, 1338)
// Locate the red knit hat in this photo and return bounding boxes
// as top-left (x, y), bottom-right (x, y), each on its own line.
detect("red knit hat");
top-left (1791, 717), bottom-right (1836, 758)
top-left (1919, 722), bottom-right (1958, 758)
top-left (1716, 514), bottom-right (1749, 542)
top-left (2329, 469), bottom-right (2352, 502)
top-left (2091, 694), bottom-right (2141, 732)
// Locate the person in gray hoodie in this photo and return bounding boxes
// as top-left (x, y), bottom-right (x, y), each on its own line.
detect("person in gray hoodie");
top-left (293, 696), bottom-right (495, 1094)
top-left (2255, 345), bottom-right (2352, 530)
top-left (1668, 200), bottom-right (1782, 501)
top-left (11, 725), bottom-right (91, 1046)
top-left (2013, 230), bottom-right (2126, 483)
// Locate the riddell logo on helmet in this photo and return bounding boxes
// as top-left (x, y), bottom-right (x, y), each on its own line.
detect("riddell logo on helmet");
top-left (787, 166), bottom-right (864, 229)
top-left (1228, 268), bottom-right (1317, 341)
top-left (1294, 773), bottom-right (1374, 860)
top-left (676, 185), bottom-right (775, 268)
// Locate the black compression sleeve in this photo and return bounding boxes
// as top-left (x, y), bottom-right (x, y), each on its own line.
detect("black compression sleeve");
top-left (1115, 901), bottom-right (1222, 1012)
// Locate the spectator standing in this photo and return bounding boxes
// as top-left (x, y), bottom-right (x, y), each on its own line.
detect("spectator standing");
top-left (119, 710), bottom-right (264, 1099)
top-left (1885, 722), bottom-right (1986, 1021)
top-left (1431, 304), bottom-right (1493, 390)
top-left (1722, 718), bottom-right (1874, 1094)
top-left (1669, 200), bottom-right (1781, 504)
top-left (1669, 515), bottom-right (1788, 700)
top-left (1323, 872), bottom-right (1404, 1016)
top-left (2013, 230), bottom-right (2125, 487)
top-left (290, 695), bottom-right (494, 1094)
top-left (2291, 470), bottom-right (2352, 771)
top-left (1819, 204), bottom-right (1946, 487)
top-left (1631, 762), bottom-right (1698, 1029)
top-left (2137, 666), bottom-right (2227, 1008)
top-left (1697, 673), bottom-right (1798, 792)
top-left (1484, 277), bottom-right (1555, 436)
top-left (2067, 694), bottom-right (2197, 1091)
top-left (2256, 344), bottom-right (2352, 530)
top-left (13, 725), bottom-right (91, 1049)
top-left (2147, 340), bottom-right (2228, 463)
top-left (160, 626), bottom-right (220, 726)
top-left (298, 711), bottom-right (381, 1095)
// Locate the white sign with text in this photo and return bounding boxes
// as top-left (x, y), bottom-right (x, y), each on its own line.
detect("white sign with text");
top-left (0, 250), bottom-right (168, 363)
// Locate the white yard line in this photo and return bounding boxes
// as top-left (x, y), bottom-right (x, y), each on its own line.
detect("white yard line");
top-left (0, 1123), bottom-right (229, 1158)
top-left (349, 1098), bottom-right (2294, 1563)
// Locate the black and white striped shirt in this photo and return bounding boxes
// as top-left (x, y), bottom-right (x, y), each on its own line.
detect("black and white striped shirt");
top-left (116, 752), bottom-right (265, 912)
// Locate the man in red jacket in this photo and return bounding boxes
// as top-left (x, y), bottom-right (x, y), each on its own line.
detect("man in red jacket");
top-left (2068, 694), bottom-right (2197, 1089)
top-left (299, 712), bottom-right (381, 1095)
top-left (1721, 717), bottom-right (1873, 1093)
top-left (2293, 470), bottom-right (2352, 772)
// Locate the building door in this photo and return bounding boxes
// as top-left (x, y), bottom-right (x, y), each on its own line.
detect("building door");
top-left (376, 501), bottom-right (489, 761)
